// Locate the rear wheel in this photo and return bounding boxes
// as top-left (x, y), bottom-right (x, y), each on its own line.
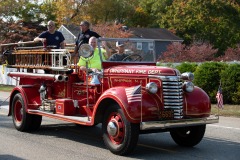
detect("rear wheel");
top-left (12, 93), bottom-right (42, 132)
top-left (29, 115), bottom-right (42, 131)
top-left (102, 104), bottom-right (139, 155)
top-left (12, 93), bottom-right (31, 131)
top-left (170, 125), bottom-right (206, 147)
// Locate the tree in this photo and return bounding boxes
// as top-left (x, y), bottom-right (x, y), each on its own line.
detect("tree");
top-left (82, 0), bottom-right (131, 24)
top-left (158, 0), bottom-right (240, 54)
top-left (39, 1), bottom-right (57, 25)
top-left (126, 6), bottom-right (153, 27)
top-left (14, 2), bottom-right (42, 22)
top-left (159, 42), bottom-right (217, 62)
top-left (217, 45), bottom-right (240, 61)
top-left (138, 0), bottom-right (173, 27)
top-left (52, 0), bottom-right (88, 25)
top-left (0, 0), bottom-right (19, 21)
top-left (92, 23), bottom-right (133, 38)
top-left (0, 20), bottom-right (45, 44)
top-left (0, 0), bottom-right (49, 44)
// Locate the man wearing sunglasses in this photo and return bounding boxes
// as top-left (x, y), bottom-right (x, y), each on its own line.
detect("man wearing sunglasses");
top-left (34, 20), bottom-right (65, 49)
top-left (74, 20), bottom-right (100, 55)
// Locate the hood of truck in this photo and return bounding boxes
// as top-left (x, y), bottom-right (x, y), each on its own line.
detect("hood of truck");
top-left (104, 65), bottom-right (178, 76)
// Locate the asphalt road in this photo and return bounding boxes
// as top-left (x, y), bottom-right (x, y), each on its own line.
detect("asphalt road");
top-left (1, 91), bottom-right (240, 160)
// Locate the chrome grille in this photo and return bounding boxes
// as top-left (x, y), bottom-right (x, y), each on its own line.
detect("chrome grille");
top-left (161, 76), bottom-right (183, 119)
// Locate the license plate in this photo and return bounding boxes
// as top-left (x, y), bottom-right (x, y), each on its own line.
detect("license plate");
top-left (159, 110), bottom-right (174, 120)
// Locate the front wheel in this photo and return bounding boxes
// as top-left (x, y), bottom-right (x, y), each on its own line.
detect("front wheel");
top-left (170, 125), bottom-right (206, 147)
top-left (102, 104), bottom-right (139, 155)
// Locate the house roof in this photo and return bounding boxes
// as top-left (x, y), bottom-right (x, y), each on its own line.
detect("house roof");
top-left (61, 24), bottom-right (80, 37)
top-left (129, 28), bottom-right (183, 41)
top-left (59, 24), bottom-right (183, 42)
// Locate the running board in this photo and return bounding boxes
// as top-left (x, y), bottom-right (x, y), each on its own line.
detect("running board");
top-left (28, 109), bottom-right (92, 125)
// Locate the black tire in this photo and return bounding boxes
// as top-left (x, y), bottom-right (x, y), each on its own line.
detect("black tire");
top-left (29, 115), bottom-right (42, 131)
top-left (170, 125), bottom-right (206, 147)
top-left (102, 104), bottom-right (139, 155)
top-left (12, 93), bottom-right (32, 131)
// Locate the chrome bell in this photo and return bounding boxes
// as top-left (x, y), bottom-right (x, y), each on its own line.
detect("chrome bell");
top-left (90, 73), bottom-right (100, 85)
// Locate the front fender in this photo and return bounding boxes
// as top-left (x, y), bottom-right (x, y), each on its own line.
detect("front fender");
top-left (184, 86), bottom-right (211, 117)
top-left (94, 86), bottom-right (160, 123)
top-left (8, 85), bottom-right (41, 116)
top-left (94, 86), bottom-right (131, 118)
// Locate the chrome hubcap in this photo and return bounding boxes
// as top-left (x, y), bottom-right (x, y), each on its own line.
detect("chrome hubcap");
top-left (107, 121), bottom-right (117, 136)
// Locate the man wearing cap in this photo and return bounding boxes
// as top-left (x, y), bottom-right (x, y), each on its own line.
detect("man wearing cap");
top-left (109, 41), bottom-right (130, 61)
top-left (74, 21), bottom-right (101, 55)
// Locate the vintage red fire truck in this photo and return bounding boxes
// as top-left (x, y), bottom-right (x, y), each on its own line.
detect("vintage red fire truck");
top-left (1, 38), bottom-right (219, 155)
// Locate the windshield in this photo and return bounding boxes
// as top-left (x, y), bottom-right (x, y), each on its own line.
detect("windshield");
top-left (98, 38), bottom-right (156, 63)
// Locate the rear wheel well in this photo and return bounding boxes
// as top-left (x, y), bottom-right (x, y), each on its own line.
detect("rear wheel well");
top-left (8, 90), bottom-right (20, 116)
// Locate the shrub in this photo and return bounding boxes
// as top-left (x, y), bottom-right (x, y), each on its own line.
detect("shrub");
top-left (175, 62), bottom-right (198, 73)
top-left (156, 62), bottom-right (175, 68)
top-left (221, 63), bottom-right (240, 104)
top-left (193, 62), bottom-right (227, 103)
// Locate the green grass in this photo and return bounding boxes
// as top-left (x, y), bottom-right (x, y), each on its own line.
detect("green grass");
top-left (211, 104), bottom-right (240, 118)
top-left (0, 84), bottom-right (14, 92)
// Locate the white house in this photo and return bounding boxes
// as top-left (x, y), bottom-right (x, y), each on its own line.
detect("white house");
top-left (58, 24), bottom-right (79, 44)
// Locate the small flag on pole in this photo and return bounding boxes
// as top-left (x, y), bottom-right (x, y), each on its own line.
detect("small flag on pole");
top-left (125, 85), bottom-right (142, 103)
top-left (216, 85), bottom-right (223, 109)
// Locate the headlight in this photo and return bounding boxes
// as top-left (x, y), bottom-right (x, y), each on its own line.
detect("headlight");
top-left (183, 81), bottom-right (194, 92)
top-left (181, 72), bottom-right (194, 81)
top-left (146, 82), bottom-right (158, 94)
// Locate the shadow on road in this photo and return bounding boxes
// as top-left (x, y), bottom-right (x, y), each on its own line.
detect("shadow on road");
top-left (1, 110), bottom-right (240, 159)
top-left (28, 122), bottom-right (240, 158)
top-left (0, 155), bottom-right (25, 160)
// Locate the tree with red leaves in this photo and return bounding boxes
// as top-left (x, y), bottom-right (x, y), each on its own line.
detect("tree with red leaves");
top-left (0, 20), bottom-right (45, 44)
top-left (159, 42), bottom-right (218, 62)
top-left (217, 45), bottom-right (240, 61)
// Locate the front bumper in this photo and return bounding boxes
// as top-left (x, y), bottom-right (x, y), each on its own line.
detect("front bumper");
top-left (140, 115), bottom-right (219, 130)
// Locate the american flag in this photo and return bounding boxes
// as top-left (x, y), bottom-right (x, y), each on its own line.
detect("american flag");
top-left (125, 85), bottom-right (142, 103)
top-left (216, 86), bottom-right (224, 109)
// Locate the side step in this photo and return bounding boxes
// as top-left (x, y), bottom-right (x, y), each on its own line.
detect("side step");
top-left (28, 109), bottom-right (92, 126)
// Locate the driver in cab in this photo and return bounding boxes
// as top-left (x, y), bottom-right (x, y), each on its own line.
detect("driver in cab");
top-left (108, 41), bottom-right (130, 61)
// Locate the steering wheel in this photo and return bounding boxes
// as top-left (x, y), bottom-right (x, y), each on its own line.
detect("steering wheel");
top-left (122, 54), bottom-right (142, 61)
